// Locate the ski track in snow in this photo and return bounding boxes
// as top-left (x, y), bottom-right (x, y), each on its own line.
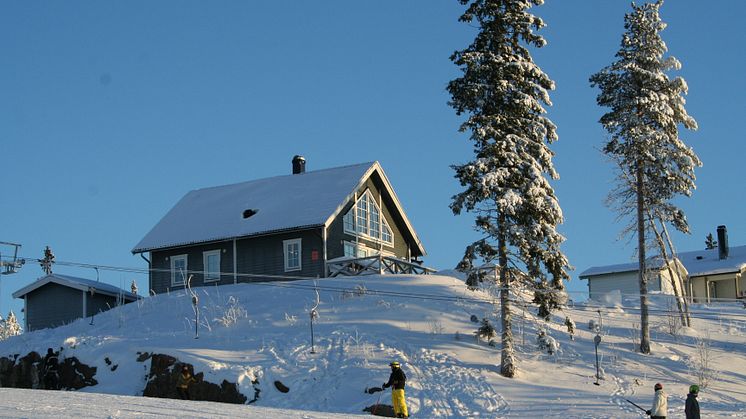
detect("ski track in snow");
top-left (408, 348), bottom-right (509, 418)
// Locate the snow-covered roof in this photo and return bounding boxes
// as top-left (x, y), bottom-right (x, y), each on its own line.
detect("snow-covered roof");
top-left (12, 274), bottom-right (140, 300)
top-left (132, 161), bottom-right (425, 255)
top-left (579, 245), bottom-right (746, 279)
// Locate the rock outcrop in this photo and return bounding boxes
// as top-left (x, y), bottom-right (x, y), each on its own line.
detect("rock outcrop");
top-left (0, 349), bottom-right (97, 390)
top-left (139, 353), bottom-right (247, 404)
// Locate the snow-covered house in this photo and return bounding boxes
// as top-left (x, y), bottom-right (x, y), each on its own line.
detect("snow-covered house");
top-left (580, 226), bottom-right (746, 303)
top-left (12, 274), bottom-right (139, 331)
top-left (132, 157), bottom-right (426, 294)
top-left (579, 258), bottom-right (687, 302)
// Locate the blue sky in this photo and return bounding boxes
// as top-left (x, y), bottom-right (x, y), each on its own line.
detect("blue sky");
top-left (1, 1), bottom-right (744, 319)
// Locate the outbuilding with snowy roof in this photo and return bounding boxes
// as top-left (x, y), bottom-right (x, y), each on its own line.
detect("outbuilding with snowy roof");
top-left (12, 274), bottom-right (140, 331)
top-left (132, 157), bottom-right (427, 294)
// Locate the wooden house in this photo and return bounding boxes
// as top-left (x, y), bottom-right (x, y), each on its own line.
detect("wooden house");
top-left (132, 157), bottom-right (427, 294)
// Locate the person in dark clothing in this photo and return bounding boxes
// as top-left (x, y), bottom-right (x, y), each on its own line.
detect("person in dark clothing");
top-left (685, 385), bottom-right (700, 419)
top-left (382, 361), bottom-right (408, 418)
top-left (42, 348), bottom-right (59, 390)
top-left (176, 365), bottom-right (196, 400)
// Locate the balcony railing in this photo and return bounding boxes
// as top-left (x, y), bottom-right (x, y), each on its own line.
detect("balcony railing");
top-left (326, 255), bottom-right (436, 277)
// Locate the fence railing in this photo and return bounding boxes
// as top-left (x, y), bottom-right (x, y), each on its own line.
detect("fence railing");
top-left (326, 255), bottom-right (436, 277)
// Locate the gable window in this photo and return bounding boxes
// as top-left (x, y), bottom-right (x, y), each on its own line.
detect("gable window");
top-left (343, 190), bottom-right (394, 246)
top-left (171, 254), bottom-right (188, 286)
top-left (203, 250), bottom-right (221, 282)
top-left (283, 239), bottom-right (302, 272)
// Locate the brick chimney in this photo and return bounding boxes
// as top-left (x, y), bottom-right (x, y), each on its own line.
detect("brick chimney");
top-left (292, 155), bottom-right (306, 175)
top-left (717, 225), bottom-right (729, 260)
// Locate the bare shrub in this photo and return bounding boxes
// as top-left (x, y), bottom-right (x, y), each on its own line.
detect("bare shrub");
top-left (428, 320), bottom-right (445, 335)
top-left (629, 322), bottom-right (640, 351)
top-left (663, 297), bottom-right (682, 338)
top-left (689, 332), bottom-right (719, 389)
top-left (215, 296), bottom-right (248, 327)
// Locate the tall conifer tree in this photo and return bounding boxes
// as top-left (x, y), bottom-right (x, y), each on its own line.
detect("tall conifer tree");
top-left (448, 0), bottom-right (569, 377)
top-left (590, 0), bottom-right (700, 354)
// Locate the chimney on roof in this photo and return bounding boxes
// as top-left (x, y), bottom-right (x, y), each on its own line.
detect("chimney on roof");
top-left (292, 155), bottom-right (306, 174)
top-left (717, 225), bottom-right (729, 260)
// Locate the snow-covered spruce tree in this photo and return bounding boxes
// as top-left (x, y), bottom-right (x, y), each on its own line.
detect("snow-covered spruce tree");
top-left (590, 0), bottom-right (699, 354)
top-left (0, 311), bottom-right (22, 340)
top-left (448, 0), bottom-right (569, 378)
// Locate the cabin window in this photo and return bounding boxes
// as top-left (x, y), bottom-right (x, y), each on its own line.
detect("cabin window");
top-left (344, 242), bottom-right (368, 258)
top-left (203, 250), bottom-right (221, 282)
top-left (171, 254), bottom-right (188, 286)
top-left (283, 239), bottom-right (302, 272)
top-left (344, 241), bottom-right (395, 258)
top-left (344, 190), bottom-right (394, 247)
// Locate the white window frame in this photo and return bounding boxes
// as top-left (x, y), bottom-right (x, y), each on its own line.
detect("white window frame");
top-left (283, 238), bottom-right (302, 272)
top-left (343, 189), bottom-right (394, 247)
top-left (203, 250), bottom-right (221, 282)
top-left (170, 254), bottom-right (188, 286)
top-left (344, 241), bottom-right (368, 258)
top-left (343, 241), bottom-right (395, 259)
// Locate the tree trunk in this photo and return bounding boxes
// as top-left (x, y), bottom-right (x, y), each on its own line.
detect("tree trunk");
top-left (637, 163), bottom-right (651, 354)
top-left (648, 215), bottom-right (688, 328)
top-left (498, 215), bottom-right (515, 377)
top-left (659, 221), bottom-right (692, 326)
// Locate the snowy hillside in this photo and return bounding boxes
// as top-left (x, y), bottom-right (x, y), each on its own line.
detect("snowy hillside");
top-left (0, 274), bottom-right (744, 418)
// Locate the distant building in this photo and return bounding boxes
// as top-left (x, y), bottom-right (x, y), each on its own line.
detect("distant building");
top-left (12, 274), bottom-right (139, 331)
top-left (580, 226), bottom-right (746, 303)
top-left (132, 157), bottom-right (426, 294)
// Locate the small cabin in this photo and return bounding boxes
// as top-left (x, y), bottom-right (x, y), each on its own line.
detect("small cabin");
top-left (12, 274), bottom-right (139, 331)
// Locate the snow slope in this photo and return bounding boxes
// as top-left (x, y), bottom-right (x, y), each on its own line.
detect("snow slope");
top-left (0, 274), bottom-right (744, 418)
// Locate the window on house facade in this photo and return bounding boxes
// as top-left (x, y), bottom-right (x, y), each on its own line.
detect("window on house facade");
top-left (344, 241), bottom-right (397, 259)
top-left (343, 190), bottom-right (394, 246)
top-left (283, 239), bottom-right (302, 272)
top-left (344, 241), bottom-right (368, 258)
top-left (171, 254), bottom-right (188, 286)
top-left (203, 250), bottom-right (221, 282)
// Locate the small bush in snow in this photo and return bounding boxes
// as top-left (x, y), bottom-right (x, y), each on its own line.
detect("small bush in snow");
top-left (428, 320), bottom-right (445, 335)
top-left (341, 284), bottom-right (368, 300)
top-left (215, 296), bottom-right (248, 327)
top-left (284, 313), bottom-right (298, 326)
top-left (476, 318), bottom-right (496, 340)
top-left (689, 333), bottom-right (719, 389)
top-left (565, 316), bottom-right (575, 340)
top-left (588, 319), bottom-right (600, 333)
top-left (537, 329), bottom-right (559, 355)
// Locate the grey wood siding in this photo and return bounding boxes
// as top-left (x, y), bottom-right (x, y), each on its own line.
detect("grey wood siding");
top-left (149, 230), bottom-right (324, 293)
top-left (235, 228), bottom-right (324, 282)
top-left (25, 284), bottom-right (83, 331)
top-left (150, 241), bottom-right (234, 294)
top-left (86, 293), bottom-right (121, 317)
top-left (326, 174), bottom-right (412, 260)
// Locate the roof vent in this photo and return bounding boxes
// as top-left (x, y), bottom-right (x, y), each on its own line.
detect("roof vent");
top-left (292, 155), bottom-right (306, 174)
top-left (696, 256), bottom-right (704, 260)
top-left (242, 209), bottom-right (258, 219)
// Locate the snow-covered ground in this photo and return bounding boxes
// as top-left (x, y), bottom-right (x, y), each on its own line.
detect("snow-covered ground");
top-left (0, 274), bottom-right (744, 418)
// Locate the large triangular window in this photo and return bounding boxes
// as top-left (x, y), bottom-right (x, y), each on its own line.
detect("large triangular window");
top-left (343, 190), bottom-right (393, 246)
